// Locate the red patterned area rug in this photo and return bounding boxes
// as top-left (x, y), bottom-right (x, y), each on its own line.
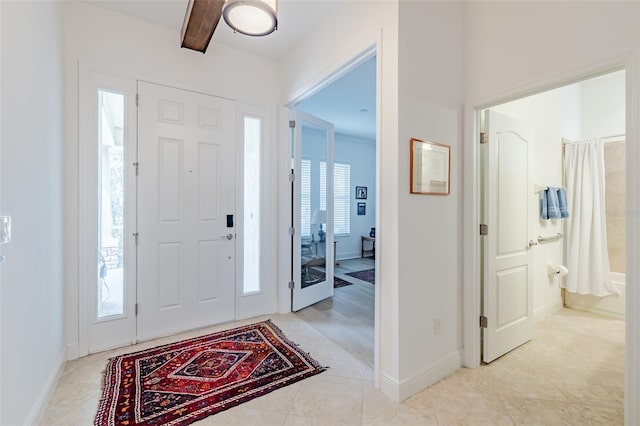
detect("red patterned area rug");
top-left (95, 320), bottom-right (326, 426)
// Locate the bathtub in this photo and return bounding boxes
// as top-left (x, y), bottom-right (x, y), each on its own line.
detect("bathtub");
top-left (564, 271), bottom-right (625, 319)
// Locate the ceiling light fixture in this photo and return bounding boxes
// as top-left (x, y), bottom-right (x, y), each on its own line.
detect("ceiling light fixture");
top-left (223, 0), bottom-right (278, 37)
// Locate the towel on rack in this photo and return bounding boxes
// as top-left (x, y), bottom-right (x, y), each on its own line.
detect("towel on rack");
top-left (546, 187), bottom-right (562, 219)
top-left (557, 187), bottom-right (569, 218)
top-left (540, 190), bottom-right (548, 220)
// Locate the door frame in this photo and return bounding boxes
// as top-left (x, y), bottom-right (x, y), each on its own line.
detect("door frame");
top-left (278, 43), bottom-right (382, 386)
top-left (78, 65), bottom-right (138, 356)
top-left (78, 68), bottom-right (277, 354)
top-left (462, 53), bottom-right (640, 422)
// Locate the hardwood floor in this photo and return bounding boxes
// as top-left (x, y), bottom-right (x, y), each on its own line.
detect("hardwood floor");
top-left (295, 258), bottom-right (375, 367)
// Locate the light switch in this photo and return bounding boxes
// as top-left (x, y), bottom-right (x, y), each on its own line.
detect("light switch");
top-left (0, 216), bottom-right (11, 244)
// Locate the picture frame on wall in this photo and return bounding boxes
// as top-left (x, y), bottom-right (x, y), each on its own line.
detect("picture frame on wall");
top-left (410, 138), bottom-right (451, 195)
top-left (357, 202), bottom-right (366, 215)
top-left (356, 186), bottom-right (368, 199)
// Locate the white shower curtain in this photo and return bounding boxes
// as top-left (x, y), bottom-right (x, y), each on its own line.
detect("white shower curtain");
top-left (564, 139), bottom-right (617, 296)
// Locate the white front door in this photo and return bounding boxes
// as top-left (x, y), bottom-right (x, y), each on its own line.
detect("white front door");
top-left (482, 109), bottom-right (534, 363)
top-left (292, 110), bottom-right (335, 311)
top-left (137, 82), bottom-right (236, 341)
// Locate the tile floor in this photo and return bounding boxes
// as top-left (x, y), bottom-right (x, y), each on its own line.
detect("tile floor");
top-left (41, 308), bottom-right (623, 425)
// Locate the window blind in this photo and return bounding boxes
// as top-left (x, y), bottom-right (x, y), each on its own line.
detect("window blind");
top-left (320, 162), bottom-right (351, 235)
top-left (300, 159), bottom-right (311, 237)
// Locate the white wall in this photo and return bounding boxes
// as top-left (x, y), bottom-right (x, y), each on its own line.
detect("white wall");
top-left (464, 2), bottom-right (639, 104)
top-left (281, 0), bottom-right (465, 401)
top-left (279, 0), bottom-right (401, 397)
top-left (581, 70), bottom-right (626, 140)
top-left (462, 1), bottom-right (640, 421)
top-left (492, 84), bottom-right (582, 321)
top-left (0, 2), bottom-right (66, 424)
top-left (336, 134), bottom-right (376, 259)
top-left (64, 2), bottom-right (281, 358)
top-left (397, 0), bottom-right (464, 395)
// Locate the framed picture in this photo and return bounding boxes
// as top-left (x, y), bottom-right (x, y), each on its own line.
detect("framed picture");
top-left (357, 202), bottom-right (366, 215)
top-left (410, 138), bottom-right (450, 195)
top-left (356, 186), bottom-right (368, 199)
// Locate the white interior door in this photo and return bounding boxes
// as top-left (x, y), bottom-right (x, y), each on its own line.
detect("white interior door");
top-left (483, 109), bottom-right (534, 363)
top-left (137, 81), bottom-right (236, 341)
top-left (292, 110), bottom-right (335, 311)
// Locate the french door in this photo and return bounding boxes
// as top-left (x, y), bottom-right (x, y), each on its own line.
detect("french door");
top-left (136, 82), bottom-right (237, 341)
top-left (291, 110), bottom-right (335, 311)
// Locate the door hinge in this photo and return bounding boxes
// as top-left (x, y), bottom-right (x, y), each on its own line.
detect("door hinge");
top-left (288, 281), bottom-right (295, 289)
top-left (133, 162), bottom-right (139, 176)
top-left (289, 120), bottom-right (296, 129)
top-left (135, 303), bottom-right (139, 316)
top-left (289, 172), bottom-right (295, 182)
top-left (480, 315), bottom-right (488, 328)
top-left (133, 232), bottom-right (139, 244)
top-left (136, 93), bottom-right (139, 107)
top-left (288, 227), bottom-right (295, 236)
top-left (479, 224), bottom-right (488, 236)
top-left (480, 132), bottom-right (488, 144)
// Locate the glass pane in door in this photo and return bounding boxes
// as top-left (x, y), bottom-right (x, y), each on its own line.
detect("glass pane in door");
top-left (243, 116), bottom-right (261, 294)
top-left (97, 90), bottom-right (125, 318)
top-left (300, 122), bottom-right (328, 288)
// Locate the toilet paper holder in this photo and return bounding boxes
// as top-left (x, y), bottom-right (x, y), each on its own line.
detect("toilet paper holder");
top-left (547, 264), bottom-right (568, 276)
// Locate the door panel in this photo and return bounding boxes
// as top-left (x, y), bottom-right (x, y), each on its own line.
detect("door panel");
top-left (137, 81), bottom-right (236, 341)
top-left (483, 109), bottom-right (534, 363)
top-left (158, 138), bottom-right (183, 220)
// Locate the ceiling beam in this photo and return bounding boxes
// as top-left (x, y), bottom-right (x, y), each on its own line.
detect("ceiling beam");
top-left (181, 0), bottom-right (225, 53)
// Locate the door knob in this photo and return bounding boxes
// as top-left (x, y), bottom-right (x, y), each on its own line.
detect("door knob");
top-left (222, 233), bottom-right (233, 240)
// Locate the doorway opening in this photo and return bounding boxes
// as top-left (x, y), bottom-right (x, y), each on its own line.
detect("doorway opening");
top-left (290, 53), bottom-right (378, 368)
top-left (477, 69), bottom-right (625, 411)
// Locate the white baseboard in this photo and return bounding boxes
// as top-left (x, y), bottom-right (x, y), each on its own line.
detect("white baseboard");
top-left (398, 351), bottom-right (460, 401)
top-left (379, 371), bottom-right (401, 402)
top-left (534, 298), bottom-right (563, 322)
top-left (379, 351), bottom-right (461, 402)
top-left (66, 343), bottom-right (79, 361)
top-left (25, 349), bottom-right (66, 425)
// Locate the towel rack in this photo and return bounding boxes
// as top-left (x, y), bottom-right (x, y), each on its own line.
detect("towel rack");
top-left (534, 184), bottom-right (548, 194)
top-left (538, 233), bottom-right (563, 244)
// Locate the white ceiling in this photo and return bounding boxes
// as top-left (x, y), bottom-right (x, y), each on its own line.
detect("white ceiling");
top-left (297, 57), bottom-right (376, 141)
top-left (84, 0), bottom-right (375, 140)
top-left (84, 0), bottom-right (335, 60)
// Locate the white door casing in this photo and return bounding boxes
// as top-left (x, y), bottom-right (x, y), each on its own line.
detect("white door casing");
top-left (292, 110), bottom-right (335, 312)
top-left (483, 109), bottom-right (534, 363)
top-left (137, 81), bottom-right (236, 341)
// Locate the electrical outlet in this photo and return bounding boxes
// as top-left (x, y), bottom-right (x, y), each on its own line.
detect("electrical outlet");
top-left (434, 317), bottom-right (442, 335)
